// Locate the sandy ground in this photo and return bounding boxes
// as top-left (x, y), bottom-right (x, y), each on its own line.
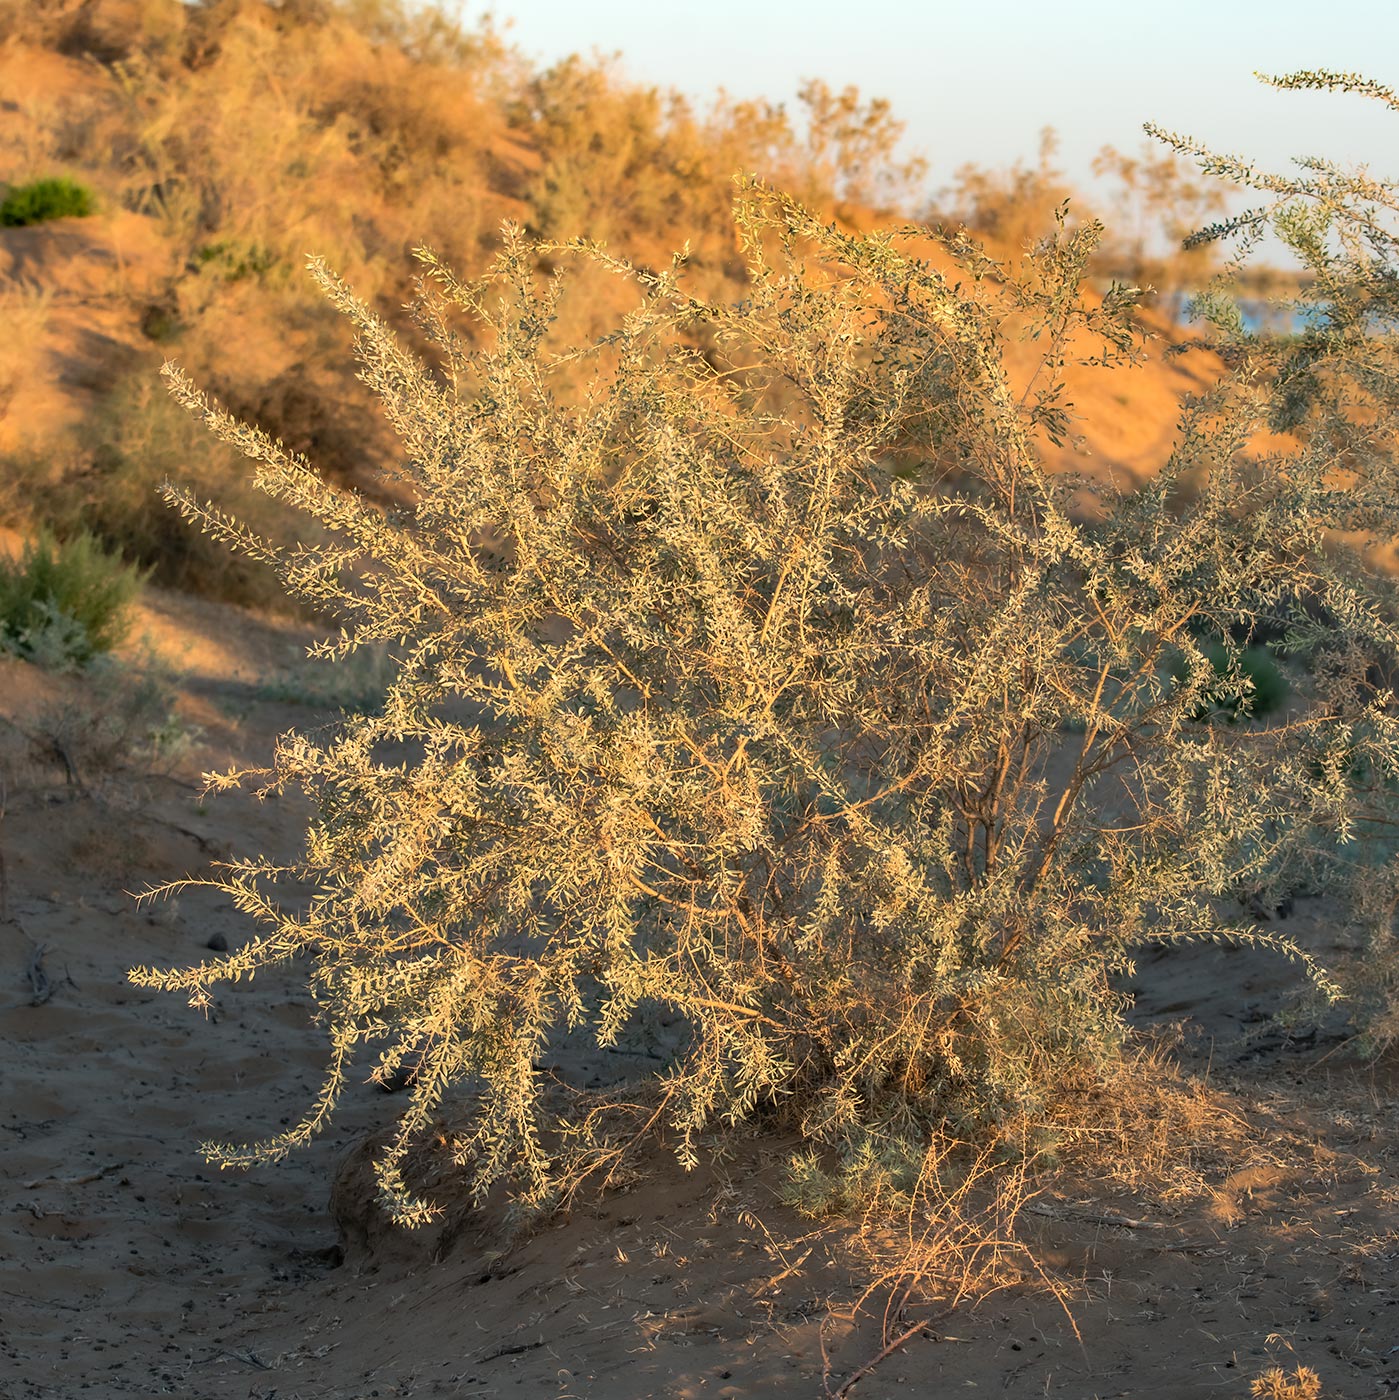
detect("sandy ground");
top-left (1, 591), bottom-right (1398, 1400)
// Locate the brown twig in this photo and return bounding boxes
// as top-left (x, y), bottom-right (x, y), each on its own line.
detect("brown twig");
top-left (475, 1337), bottom-right (548, 1363)
top-left (193, 1349), bottom-right (272, 1370)
top-left (20, 929), bottom-right (75, 1006)
top-left (1024, 1201), bottom-right (1166, 1230)
top-left (24, 1161), bottom-right (128, 1189)
top-left (0, 771), bottom-right (10, 923)
top-left (825, 1305), bottom-right (957, 1398)
top-left (26, 939), bottom-right (52, 1006)
top-left (755, 1244), bottom-right (814, 1298)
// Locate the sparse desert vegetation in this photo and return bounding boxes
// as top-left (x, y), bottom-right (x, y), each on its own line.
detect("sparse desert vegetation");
top-left (0, 527), bottom-right (144, 668)
top-left (0, 174), bottom-right (96, 228)
top-left (1, 4), bottom-right (1397, 1398)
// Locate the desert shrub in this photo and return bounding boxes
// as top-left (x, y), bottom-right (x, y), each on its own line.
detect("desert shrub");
top-left (943, 134), bottom-right (1233, 306)
top-left (19, 373), bottom-right (319, 612)
top-left (98, 0), bottom-right (515, 299)
top-left (194, 239), bottom-right (285, 284)
top-left (1090, 140), bottom-right (1233, 293)
top-left (941, 128), bottom-right (1082, 255)
top-left (5, 0), bottom-right (941, 553)
top-left (521, 60), bottom-right (924, 262)
top-left (0, 176), bottom-right (96, 226)
top-left (0, 287), bottom-right (54, 424)
top-left (0, 529), bottom-right (144, 668)
top-left (1, 0), bottom-right (187, 64)
top-left (126, 110), bottom-right (1399, 1234)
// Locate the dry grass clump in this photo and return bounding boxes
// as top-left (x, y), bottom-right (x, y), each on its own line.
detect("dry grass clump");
top-left (1250, 1365), bottom-right (1324, 1400)
top-left (27, 658), bottom-right (193, 787)
top-left (782, 1046), bottom-right (1266, 1387)
top-left (0, 288), bottom-right (53, 427)
top-left (1023, 1043), bottom-right (1256, 1201)
top-left (0, 636), bottom-right (193, 793)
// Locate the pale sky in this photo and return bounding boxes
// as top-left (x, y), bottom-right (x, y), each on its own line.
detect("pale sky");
top-left (480, 0), bottom-right (1399, 205)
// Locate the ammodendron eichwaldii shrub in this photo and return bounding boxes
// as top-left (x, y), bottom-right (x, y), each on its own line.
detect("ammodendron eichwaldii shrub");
top-left (132, 75), bottom-right (1399, 1226)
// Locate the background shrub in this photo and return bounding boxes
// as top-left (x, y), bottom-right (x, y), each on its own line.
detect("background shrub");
top-left (1168, 641), bottom-right (1290, 721)
top-left (0, 176), bottom-right (96, 227)
top-left (0, 0), bottom-right (1256, 619)
top-left (8, 374), bottom-right (319, 613)
top-left (1150, 69), bottom-right (1399, 1053)
top-left (0, 529), bottom-right (145, 668)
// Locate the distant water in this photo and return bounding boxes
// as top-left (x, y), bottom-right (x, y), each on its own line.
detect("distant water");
top-left (1160, 291), bottom-right (1316, 335)
top-left (1160, 292), bottom-right (1399, 337)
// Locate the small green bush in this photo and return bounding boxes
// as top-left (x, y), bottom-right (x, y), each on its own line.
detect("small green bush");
top-left (0, 176), bottom-right (96, 227)
top-left (1169, 641), bottom-right (1289, 721)
top-left (195, 239), bottom-right (284, 283)
top-left (0, 530), bottom-right (145, 669)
